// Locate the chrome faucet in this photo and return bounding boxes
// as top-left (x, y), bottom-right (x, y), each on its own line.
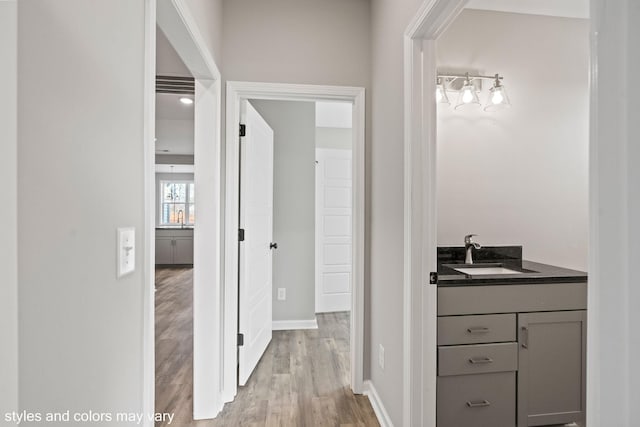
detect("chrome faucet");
top-left (464, 234), bottom-right (481, 264)
top-left (177, 210), bottom-right (184, 229)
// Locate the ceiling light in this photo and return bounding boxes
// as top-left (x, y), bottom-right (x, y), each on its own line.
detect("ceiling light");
top-left (179, 97), bottom-right (193, 105)
top-left (484, 74), bottom-right (511, 112)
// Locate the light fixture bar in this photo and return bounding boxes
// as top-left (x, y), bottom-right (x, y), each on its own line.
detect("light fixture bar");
top-left (436, 73), bottom-right (503, 82)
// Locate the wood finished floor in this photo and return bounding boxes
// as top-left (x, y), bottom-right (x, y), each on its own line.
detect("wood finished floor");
top-left (155, 267), bottom-right (379, 426)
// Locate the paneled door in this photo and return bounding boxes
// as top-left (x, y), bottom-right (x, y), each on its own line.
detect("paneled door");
top-left (238, 100), bottom-right (274, 386)
top-left (315, 148), bottom-right (353, 313)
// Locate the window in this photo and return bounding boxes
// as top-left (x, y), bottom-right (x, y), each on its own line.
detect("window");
top-left (160, 180), bottom-right (195, 225)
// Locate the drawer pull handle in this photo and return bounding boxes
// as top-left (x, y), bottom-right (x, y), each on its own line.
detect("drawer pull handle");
top-left (468, 356), bottom-right (493, 364)
top-left (466, 400), bottom-right (491, 408)
top-left (521, 326), bottom-right (529, 349)
top-left (467, 327), bottom-right (490, 334)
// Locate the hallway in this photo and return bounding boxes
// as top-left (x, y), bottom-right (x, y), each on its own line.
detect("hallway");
top-left (155, 268), bottom-right (378, 426)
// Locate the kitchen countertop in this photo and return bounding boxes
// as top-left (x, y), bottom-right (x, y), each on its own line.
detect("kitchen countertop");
top-left (437, 246), bottom-right (587, 287)
top-left (155, 226), bottom-right (194, 230)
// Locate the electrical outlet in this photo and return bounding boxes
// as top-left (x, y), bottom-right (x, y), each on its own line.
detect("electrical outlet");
top-left (379, 344), bottom-right (385, 370)
top-left (277, 288), bottom-right (286, 301)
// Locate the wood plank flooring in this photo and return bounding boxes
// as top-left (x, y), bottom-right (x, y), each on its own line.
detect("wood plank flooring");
top-left (155, 267), bottom-right (379, 426)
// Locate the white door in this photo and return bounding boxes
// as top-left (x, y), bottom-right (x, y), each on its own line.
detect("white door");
top-left (238, 100), bottom-right (274, 386)
top-left (315, 148), bottom-right (353, 313)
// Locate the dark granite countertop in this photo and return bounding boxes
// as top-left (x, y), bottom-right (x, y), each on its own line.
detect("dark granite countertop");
top-left (437, 246), bottom-right (587, 287)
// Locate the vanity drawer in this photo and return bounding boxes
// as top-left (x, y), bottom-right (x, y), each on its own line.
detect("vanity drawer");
top-left (438, 342), bottom-right (517, 376)
top-left (437, 372), bottom-right (516, 427)
top-left (438, 314), bottom-right (516, 345)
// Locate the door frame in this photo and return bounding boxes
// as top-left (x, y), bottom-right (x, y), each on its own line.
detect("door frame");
top-left (404, 2), bottom-right (606, 427)
top-left (144, 0), bottom-right (223, 423)
top-left (224, 81), bottom-right (366, 403)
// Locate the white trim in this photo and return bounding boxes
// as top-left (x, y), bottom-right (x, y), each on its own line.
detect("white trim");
top-left (156, 0), bottom-right (220, 80)
top-left (272, 319), bottom-right (319, 331)
top-left (224, 81), bottom-right (366, 404)
top-left (150, 0), bottom-right (223, 422)
top-left (364, 380), bottom-right (395, 427)
top-left (402, 2), bottom-right (471, 427)
top-left (142, 1), bottom-right (157, 425)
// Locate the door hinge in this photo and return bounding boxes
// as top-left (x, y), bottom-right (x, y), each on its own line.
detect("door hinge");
top-left (237, 333), bottom-right (244, 347)
top-left (238, 228), bottom-right (245, 242)
top-left (429, 271), bottom-right (438, 284)
top-left (239, 124), bottom-right (246, 137)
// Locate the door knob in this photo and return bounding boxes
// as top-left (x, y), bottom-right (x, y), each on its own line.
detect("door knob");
top-left (270, 242), bottom-right (278, 250)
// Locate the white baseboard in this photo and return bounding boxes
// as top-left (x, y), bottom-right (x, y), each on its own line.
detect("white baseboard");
top-left (364, 380), bottom-right (395, 427)
top-left (272, 318), bottom-right (318, 331)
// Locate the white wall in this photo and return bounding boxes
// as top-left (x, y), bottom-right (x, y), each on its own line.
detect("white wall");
top-left (0, 1), bottom-right (18, 423)
top-left (316, 127), bottom-right (352, 150)
top-left (370, 0), bottom-right (424, 423)
top-left (250, 100), bottom-right (317, 322)
top-left (18, 0), bottom-right (148, 422)
top-left (436, 10), bottom-right (589, 271)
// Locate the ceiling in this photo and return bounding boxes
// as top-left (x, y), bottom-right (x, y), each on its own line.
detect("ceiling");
top-left (156, 26), bottom-right (194, 156)
top-left (156, 92), bottom-right (194, 120)
top-left (466, 0), bottom-right (589, 19)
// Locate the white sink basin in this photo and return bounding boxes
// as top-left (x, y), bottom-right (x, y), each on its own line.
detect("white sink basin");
top-left (453, 266), bottom-right (523, 275)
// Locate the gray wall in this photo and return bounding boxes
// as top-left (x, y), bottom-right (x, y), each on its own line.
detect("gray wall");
top-left (437, 10), bottom-right (589, 271)
top-left (250, 100), bottom-right (317, 322)
top-left (0, 1), bottom-right (18, 422)
top-left (316, 127), bottom-right (352, 150)
top-left (18, 0), bottom-right (147, 421)
top-left (369, 0), bottom-right (424, 423)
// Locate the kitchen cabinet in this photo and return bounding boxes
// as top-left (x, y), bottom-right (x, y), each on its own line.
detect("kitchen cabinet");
top-left (155, 229), bottom-right (193, 265)
top-left (517, 311), bottom-right (587, 426)
top-left (437, 282), bottom-right (587, 427)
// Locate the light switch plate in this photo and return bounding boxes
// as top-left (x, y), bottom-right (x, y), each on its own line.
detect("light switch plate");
top-left (117, 227), bottom-right (135, 278)
top-left (277, 288), bottom-right (286, 301)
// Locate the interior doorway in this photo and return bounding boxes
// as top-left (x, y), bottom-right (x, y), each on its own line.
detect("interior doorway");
top-left (143, 0), bottom-right (222, 423)
top-left (223, 82), bottom-right (366, 405)
top-left (402, 1), bottom-right (592, 426)
top-left (234, 98), bottom-right (355, 388)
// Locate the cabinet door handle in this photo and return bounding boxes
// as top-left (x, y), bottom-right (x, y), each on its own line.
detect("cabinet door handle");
top-left (521, 326), bottom-right (529, 349)
top-left (466, 400), bottom-right (491, 408)
top-left (467, 326), bottom-right (490, 334)
top-left (468, 356), bottom-right (493, 364)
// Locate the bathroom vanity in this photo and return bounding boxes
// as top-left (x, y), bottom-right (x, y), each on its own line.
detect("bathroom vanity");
top-left (436, 246), bottom-right (587, 427)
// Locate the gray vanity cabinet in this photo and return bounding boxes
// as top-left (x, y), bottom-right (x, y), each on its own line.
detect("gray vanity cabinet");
top-left (437, 283), bottom-right (587, 427)
top-left (517, 310), bottom-right (587, 427)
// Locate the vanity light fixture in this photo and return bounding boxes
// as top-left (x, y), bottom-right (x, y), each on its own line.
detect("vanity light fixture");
top-left (179, 97), bottom-right (194, 105)
top-left (484, 74), bottom-right (511, 111)
top-left (436, 77), bottom-right (450, 105)
top-left (437, 72), bottom-right (510, 112)
top-left (454, 73), bottom-right (481, 110)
